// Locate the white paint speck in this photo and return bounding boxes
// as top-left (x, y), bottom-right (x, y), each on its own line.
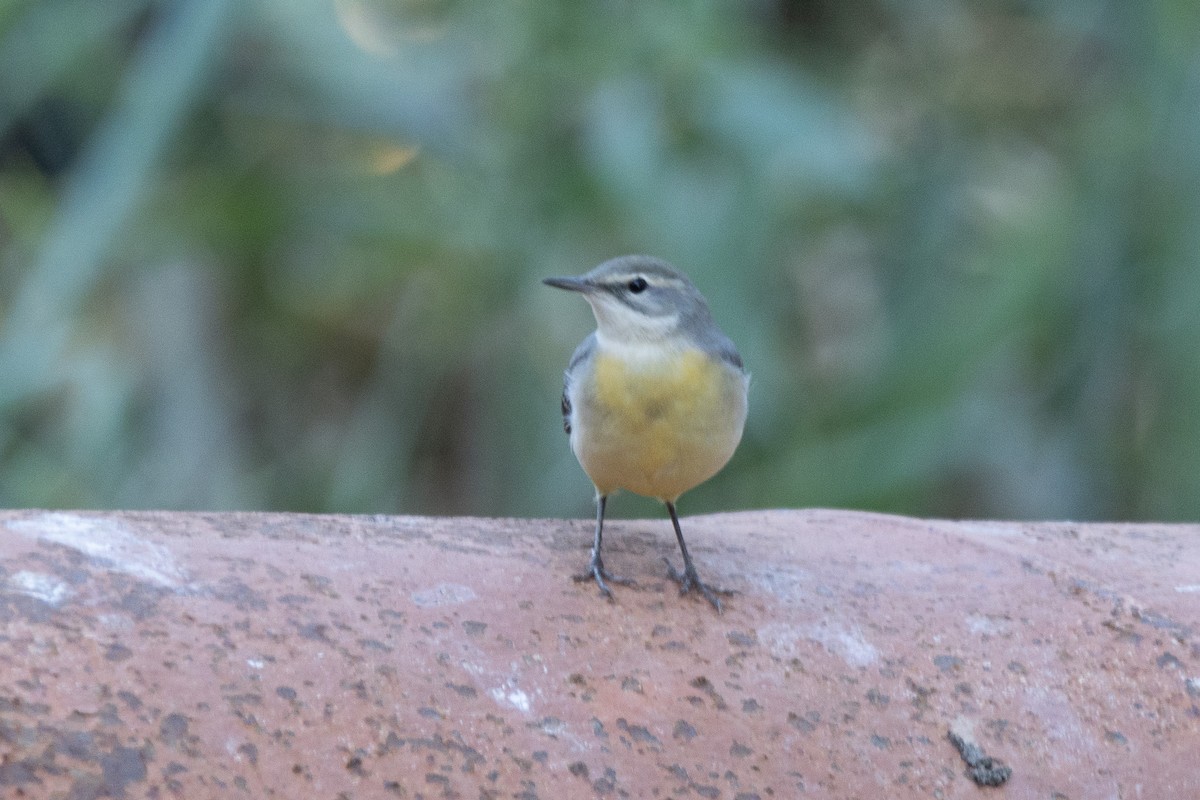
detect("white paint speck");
top-left (953, 522), bottom-right (1021, 538)
top-left (7, 571), bottom-right (72, 605)
top-left (247, 658), bottom-right (265, 670)
top-left (1175, 585), bottom-right (1200, 593)
top-left (759, 620), bottom-right (879, 668)
top-left (490, 685), bottom-right (531, 713)
top-left (820, 625), bottom-right (879, 667)
top-left (411, 583), bottom-right (477, 607)
top-left (965, 614), bottom-right (1008, 635)
top-left (7, 513), bottom-right (187, 588)
top-left (98, 614), bottom-right (134, 630)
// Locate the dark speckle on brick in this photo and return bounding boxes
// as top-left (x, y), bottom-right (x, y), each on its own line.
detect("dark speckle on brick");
top-left (105, 643), bottom-right (133, 662)
top-left (295, 622), bottom-right (332, 642)
top-left (726, 631), bottom-right (757, 647)
top-left (1157, 652), bottom-right (1183, 670)
top-left (568, 762), bottom-right (589, 779)
top-left (100, 746), bottom-right (148, 794)
top-left (159, 713), bottom-right (189, 744)
top-left (0, 758), bottom-right (38, 786)
top-left (211, 577), bottom-right (268, 611)
top-left (55, 730), bottom-right (95, 760)
top-left (673, 720), bottom-right (697, 741)
top-left (688, 676), bottom-right (727, 710)
top-left (907, 679), bottom-right (935, 708)
top-left (593, 767), bottom-right (618, 794)
top-left (117, 691), bottom-right (142, 710)
top-left (463, 620), bottom-right (488, 637)
top-left (118, 586), bottom-right (164, 619)
top-left (359, 638), bottom-right (391, 652)
top-left (788, 711), bottom-right (819, 733)
top-left (730, 741), bottom-right (752, 757)
top-left (99, 703), bottom-right (123, 727)
top-left (239, 742), bottom-right (259, 766)
top-left (9, 594), bottom-right (56, 623)
top-left (617, 718), bottom-right (660, 747)
top-left (301, 573), bottom-right (338, 598)
top-left (934, 654), bottom-right (963, 672)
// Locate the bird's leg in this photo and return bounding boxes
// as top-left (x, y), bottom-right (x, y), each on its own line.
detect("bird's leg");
top-left (574, 494), bottom-right (635, 599)
top-left (664, 501), bottom-right (733, 612)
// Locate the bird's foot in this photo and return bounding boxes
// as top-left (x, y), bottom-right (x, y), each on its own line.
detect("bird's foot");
top-left (664, 558), bottom-right (733, 613)
top-left (573, 555), bottom-right (635, 600)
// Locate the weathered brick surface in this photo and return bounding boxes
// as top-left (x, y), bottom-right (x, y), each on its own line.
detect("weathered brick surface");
top-left (0, 509), bottom-right (1197, 797)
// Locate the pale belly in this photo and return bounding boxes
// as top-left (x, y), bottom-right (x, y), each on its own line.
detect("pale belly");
top-left (570, 348), bottom-right (748, 500)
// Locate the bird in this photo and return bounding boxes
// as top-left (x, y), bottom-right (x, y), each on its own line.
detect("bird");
top-left (544, 255), bottom-right (749, 611)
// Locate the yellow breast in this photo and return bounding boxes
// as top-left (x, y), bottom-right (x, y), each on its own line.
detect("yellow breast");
top-left (572, 347), bottom-right (747, 500)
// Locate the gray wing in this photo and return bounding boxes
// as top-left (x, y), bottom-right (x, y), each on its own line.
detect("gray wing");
top-left (699, 327), bottom-right (744, 371)
top-left (714, 336), bottom-right (744, 370)
top-left (686, 307), bottom-right (745, 372)
top-left (561, 333), bottom-right (596, 435)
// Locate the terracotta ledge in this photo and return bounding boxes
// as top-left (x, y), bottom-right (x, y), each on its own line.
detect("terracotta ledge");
top-left (0, 509), bottom-right (1197, 798)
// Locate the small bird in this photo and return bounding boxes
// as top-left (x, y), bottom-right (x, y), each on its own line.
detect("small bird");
top-left (544, 255), bottom-right (749, 611)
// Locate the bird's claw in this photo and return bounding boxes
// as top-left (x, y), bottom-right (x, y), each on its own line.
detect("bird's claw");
top-left (664, 558), bottom-right (733, 613)
top-left (574, 556), bottom-right (635, 600)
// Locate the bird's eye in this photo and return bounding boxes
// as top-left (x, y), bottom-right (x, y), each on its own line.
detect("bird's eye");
top-left (627, 277), bottom-right (648, 294)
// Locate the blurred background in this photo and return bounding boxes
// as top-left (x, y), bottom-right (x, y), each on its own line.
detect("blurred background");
top-left (1, 0), bottom-right (1198, 521)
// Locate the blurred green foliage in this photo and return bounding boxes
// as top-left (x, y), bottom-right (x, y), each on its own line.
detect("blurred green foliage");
top-left (1, 0), bottom-right (1199, 520)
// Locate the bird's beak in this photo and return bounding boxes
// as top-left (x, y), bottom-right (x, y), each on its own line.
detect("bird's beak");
top-left (543, 275), bottom-right (592, 293)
